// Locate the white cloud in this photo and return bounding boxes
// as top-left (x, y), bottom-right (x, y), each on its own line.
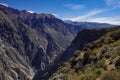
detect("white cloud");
top-left (63, 9), bottom-right (120, 25)
top-left (0, 3), bottom-right (8, 7)
top-left (105, 0), bottom-right (120, 8)
top-left (68, 10), bottom-right (105, 21)
top-left (86, 16), bottom-right (120, 25)
top-left (66, 16), bottom-right (120, 25)
top-left (65, 4), bottom-right (84, 10)
top-left (52, 13), bottom-right (59, 17)
top-left (27, 10), bottom-right (34, 13)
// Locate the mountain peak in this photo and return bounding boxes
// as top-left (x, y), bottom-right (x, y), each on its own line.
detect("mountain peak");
top-left (40, 13), bottom-right (56, 18)
top-left (0, 5), bottom-right (56, 19)
top-left (0, 3), bottom-right (8, 7)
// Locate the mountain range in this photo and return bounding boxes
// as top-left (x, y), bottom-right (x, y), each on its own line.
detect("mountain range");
top-left (64, 20), bottom-right (115, 29)
top-left (0, 4), bottom-right (117, 80)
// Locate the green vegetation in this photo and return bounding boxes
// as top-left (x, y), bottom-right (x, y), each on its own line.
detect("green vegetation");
top-left (95, 68), bottom-right (104, 75)
top-left (95, 58), bottom-right (107, 69)
top-left (100, 71), bottom-right (120, 80)
top-left (50, 26), bottom-right (120, 80)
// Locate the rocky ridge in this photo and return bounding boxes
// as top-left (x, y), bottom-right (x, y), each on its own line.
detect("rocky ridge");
top-left (50, 26), bottom-right (120, 80)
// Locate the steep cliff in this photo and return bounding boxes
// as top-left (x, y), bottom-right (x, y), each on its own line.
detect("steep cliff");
top-left (0, 5), bottom-right (75, 80)
top-left (50, 26), bottom-right (120, 80)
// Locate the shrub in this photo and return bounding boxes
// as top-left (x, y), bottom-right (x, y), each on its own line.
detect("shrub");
top-left (83, 52), bottom-right (90, 65)
top-left (116, 47), bottom-right (120, 56)
top-left (79, 73), bottom-right (96, 80)
top-left (95, 58), bottom-right (107, 69)
top-left (74, 50), bottom-right (81, 57)
top-left (100, 71), bottom-right (120, 80)
top-left (95, 68), bottom-right (104, 75)
top-left (59, 73), bottom-right (68, 80)
top-left (115, 58), bottom-right (120, 69)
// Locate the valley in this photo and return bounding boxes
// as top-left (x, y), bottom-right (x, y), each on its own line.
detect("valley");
top-left (0, 4), bottom-right (119, 80)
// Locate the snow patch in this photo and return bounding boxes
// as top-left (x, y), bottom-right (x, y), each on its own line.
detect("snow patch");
top-left (0, 3), bottom-right (8, 7)
top-left (27, 10), bottom-right (34, 13)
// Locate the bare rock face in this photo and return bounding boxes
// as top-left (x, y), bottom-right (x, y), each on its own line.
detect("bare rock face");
top-left (0, 40), bottom-right (34, 80)
top-left (0, 4), bottom-right (76, 80)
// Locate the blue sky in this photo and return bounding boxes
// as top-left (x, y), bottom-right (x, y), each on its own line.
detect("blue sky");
top-left (0, 0), bottom-right (120, 25)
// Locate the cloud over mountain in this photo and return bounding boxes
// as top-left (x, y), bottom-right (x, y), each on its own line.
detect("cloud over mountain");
top-left (0, 3), bottom-right (8, 7)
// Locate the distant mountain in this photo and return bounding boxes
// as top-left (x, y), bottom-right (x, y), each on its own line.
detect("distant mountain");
top-left (64, 20), bottom-right (115, 29)
top-left (50, 26), bottom-right (120, 80)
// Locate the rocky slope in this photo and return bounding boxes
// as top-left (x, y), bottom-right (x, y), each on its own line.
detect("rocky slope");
top-left (0, 11), bottom-right (35, 80)
top-left (0, 5), bottom-right (76, 80)
top-left (50, 26), bottom-right (120, 80)
top-left (47, 28), bottom-right (111, 79)
top-left (0, 4), bottom-right (115, 80)
top-left (60, 28), bottom-right (112, 61)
